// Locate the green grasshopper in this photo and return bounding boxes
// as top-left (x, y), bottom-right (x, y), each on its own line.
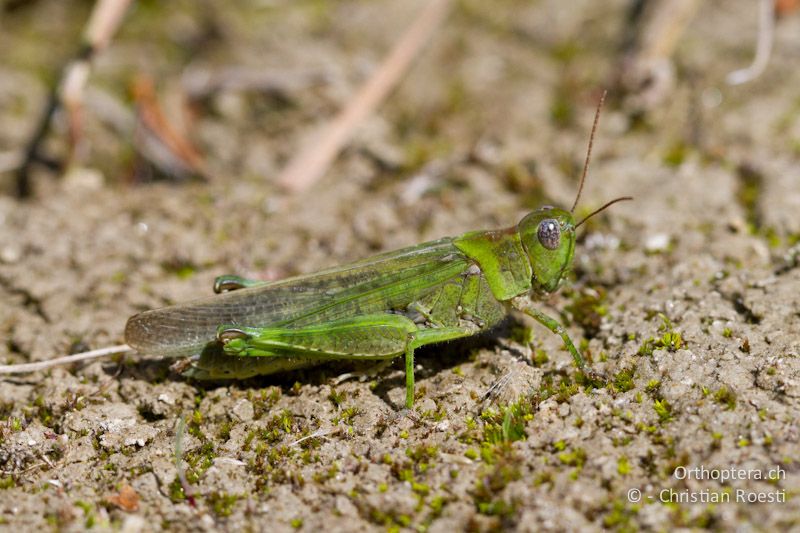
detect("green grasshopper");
top-left (125, 96), bottom-right (630, 408)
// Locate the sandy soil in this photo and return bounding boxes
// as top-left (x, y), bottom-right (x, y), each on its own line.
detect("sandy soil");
top-left (1, 0), bottom-right (799, 530)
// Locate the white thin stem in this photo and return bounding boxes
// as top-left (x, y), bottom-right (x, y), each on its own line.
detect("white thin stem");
top-left (727, 0), bottom-right (775, 85)
top-left (290, 427), bottom-right (340, 447)
top-left (0, 344), bottom-right (132, 375)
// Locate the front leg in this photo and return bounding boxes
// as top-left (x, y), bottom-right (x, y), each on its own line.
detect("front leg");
top-left (511, 296), bottom-right (604, 382)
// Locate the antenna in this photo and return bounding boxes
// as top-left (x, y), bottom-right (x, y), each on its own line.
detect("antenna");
top-left (571, 90), bottom-right (607, 213)
top-left (575, 196), bottom-right (633, 229)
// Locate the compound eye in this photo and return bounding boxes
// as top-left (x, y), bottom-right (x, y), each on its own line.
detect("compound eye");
top-left (537, 219), bottom-right (561, 250)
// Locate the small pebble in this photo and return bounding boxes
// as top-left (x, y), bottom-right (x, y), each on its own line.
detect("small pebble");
top-left (0, 245), bottom-right (21, 263)
top-left (645, 233), bottom-right (670, 252)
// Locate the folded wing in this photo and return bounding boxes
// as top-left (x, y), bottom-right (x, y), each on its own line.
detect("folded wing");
top-left (125, 237), bottom-right (471, 357)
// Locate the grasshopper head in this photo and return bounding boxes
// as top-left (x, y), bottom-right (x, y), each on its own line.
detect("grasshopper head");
top-left (517, 207), bottom-right (576, 293)
top-left (513, 93), bottom-right (632, 294)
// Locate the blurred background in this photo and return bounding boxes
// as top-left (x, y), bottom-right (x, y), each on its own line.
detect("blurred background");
top-left (1, 0), bottom-right (797, 199)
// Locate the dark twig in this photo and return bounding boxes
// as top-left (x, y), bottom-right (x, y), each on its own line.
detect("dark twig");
top-left (15, 0), bottom-right (132, 197)
top-left (16, 92), bottom-right (59, 197)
